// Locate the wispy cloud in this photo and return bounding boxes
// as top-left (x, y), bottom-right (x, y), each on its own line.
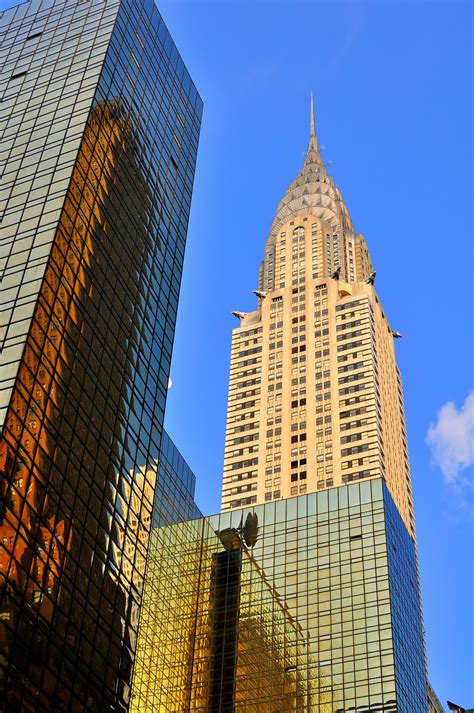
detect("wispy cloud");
top-left (426, 392), bottom-right (474, 486)
top-left (325, 1), bottom-right (368, 78)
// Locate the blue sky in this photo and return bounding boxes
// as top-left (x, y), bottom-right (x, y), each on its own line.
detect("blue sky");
top-left (1, 0), bottom-right (472, 706)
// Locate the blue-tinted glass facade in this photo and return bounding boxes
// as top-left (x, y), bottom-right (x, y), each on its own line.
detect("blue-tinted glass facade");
top-left (384, 487), bottom-right (428, 712)
top-left (152, 430), bottom-right (202, 526)
top-left (0, 0), bottom-right (201, 709)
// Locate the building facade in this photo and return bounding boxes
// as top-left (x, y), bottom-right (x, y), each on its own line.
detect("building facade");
top-left (211, 480), bottom-right (427, 712)
top-left (221, 99), bottom-right (415, 540)
top-left (131, 511), bottom-right (318, 712)
top-left (132, 479), bottom-right (427, 712)
top-left (132, 431), bottom-right (331, 711)
top-left (0, 0), bottom-right (201, 710)
top-left (131, 428), bottom-right (429, 712)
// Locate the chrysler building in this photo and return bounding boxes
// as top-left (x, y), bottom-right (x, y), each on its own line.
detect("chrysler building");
top-left (222, 97), bottom-right (415, 539)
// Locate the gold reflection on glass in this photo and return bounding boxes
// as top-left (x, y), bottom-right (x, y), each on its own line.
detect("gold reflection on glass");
top-left (131, 514), bottom-right (335, 711)
top-left (132, 481), bottom-right (426, 711)
top-left (0, 0), bottom-right (202, 707)
top-left (0, 100), bottom-right (158, 709)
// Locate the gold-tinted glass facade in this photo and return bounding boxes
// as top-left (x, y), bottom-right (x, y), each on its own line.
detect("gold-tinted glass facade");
top-left (133, 480), bottom-right (427, 712)
top-left (215, 480), bottom-right (427, 711)
top-left (0, 0), bottom-right (201, 709)
top-left (131, 514), bottom-right (333, 711)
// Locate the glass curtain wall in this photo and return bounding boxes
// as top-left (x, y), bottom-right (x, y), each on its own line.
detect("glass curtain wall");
top-left (0, 0), bottom-right (202, 709)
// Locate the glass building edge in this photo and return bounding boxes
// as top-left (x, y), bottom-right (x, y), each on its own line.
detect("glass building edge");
top-left (152, 429), bottom-right (203, 527)
top-left (0, 1), bottom-right (31, 21)
top-left (383, 485), bottom-right (429, 713)
top-left (0, 0), bottom-right (202, 710)
top-left (0, 0), bottom-right (202, 432)
top-left (428, 681), bottom-right (446, 713)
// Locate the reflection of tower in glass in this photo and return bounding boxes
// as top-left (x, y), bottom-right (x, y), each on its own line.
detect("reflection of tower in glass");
top-left (0, 1), bottom-right (201, 709)
top-left (131, 503), bottom-right (320, 712)
top-left (1, 101), bottom-right (146, 703)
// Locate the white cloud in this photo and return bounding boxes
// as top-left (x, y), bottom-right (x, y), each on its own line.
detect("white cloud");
top-left (426, 392), bottom-right (474, 485)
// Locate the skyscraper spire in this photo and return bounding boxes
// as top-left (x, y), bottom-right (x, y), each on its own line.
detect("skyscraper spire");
top-left (306, 92), bottom-right (323, 156)
top-left (308, 91), bottom-right (319, 153)
top-left (265, 93), bottom-right (355, 241)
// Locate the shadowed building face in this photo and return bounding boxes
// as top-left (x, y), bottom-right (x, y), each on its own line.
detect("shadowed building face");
top-left (0, 0), bottom-right (201, 709)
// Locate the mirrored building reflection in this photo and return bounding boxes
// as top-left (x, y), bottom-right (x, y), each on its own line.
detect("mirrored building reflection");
top-left (0, 0), bottom-right (201, 709)
top-left (210, 480), bottom-right (428, 712)
top-left (132, 479), bottom-right (427, 712)
top-left (131, 511), bottom-right (331, 711)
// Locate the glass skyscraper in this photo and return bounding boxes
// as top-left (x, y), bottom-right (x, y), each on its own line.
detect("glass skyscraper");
top-left (0, 0), bottom-right (201, 709)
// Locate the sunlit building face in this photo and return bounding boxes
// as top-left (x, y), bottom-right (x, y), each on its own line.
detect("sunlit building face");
top-left (222, 100), bottom-right (415, 540)
top-left (0, 0), bottom-right (201, 709)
